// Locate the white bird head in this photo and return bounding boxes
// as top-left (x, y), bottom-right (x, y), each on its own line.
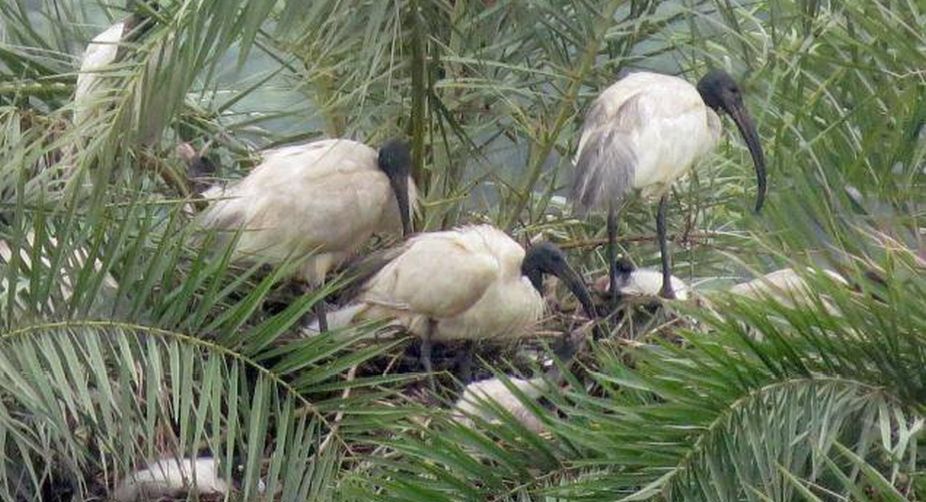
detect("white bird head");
top-left (697, 69), bottom-right (767, 213)
top-left (521, 242), bottom-right (599, 332)
top-left (377, 139), bottom-right (413, 237)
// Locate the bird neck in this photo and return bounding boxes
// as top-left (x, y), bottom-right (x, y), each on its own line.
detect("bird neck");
top-left (523, 265), bottom-right (544, 294)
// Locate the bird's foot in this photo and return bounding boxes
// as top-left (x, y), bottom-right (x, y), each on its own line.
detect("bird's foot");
top-left (659, 285), bottom-right (676, 300)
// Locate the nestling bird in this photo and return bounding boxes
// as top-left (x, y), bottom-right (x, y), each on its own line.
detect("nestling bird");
top-left (314, 225), bottom-right (598, 384)
top-left (197, 138), bottom-right (416, 330)
top-left (572, 70), bottom-right (766, 302)
top-left (452, 330), bottom-right (583, 434)
top-left (593, 257), bottom-right (691, 302)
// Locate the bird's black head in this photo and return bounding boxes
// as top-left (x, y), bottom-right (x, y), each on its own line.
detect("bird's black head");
top-left (614, 256), bottom-right (635, 276)
top-left (378, 139), bottom-right (413, 237)
top-left (697, 69), bottom-right (767, 213)
top-left (522, 242), bottom-right (598, 327)
top-left (125, 0), bottom-right (160, 41)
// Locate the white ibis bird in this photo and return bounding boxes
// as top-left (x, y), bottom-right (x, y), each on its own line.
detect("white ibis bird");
top-left (112, 456), bottom-right (265, 501)
top-left (572, 70), bottom-right (766, 301)
top-left (316, 225), bottom-right (598, 381)
top-left (74, 1), bottom-right (165, 144)
top-left (593, 257), bottom-right (691, 302)
top-left (198, 138), bottom-right (416, 330)
top-left (726, 267), bottom-right (848, 314)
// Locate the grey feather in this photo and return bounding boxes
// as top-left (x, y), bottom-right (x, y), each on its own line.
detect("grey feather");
top-left (571, 128), bottom-right (636, 214)
top-left (333, 243), bottom-right (407, 303)
top-left (571, 95), bottom-right (642, 213)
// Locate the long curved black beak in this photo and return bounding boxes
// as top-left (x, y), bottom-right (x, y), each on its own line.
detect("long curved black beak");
top-left (554, 264), bottom-right (604, 338)
top-left (389, 175), bottom-right (412, 237)
top-left (725, 102), bottom-right (766, 213)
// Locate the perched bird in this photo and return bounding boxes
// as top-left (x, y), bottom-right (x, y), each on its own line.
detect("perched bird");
top-left (74, 1), bottom-right (165, 144)
top-left (315, 225), bottom-right (598, 382)
top-left (112, 456), bottom-right (264, 501)
top-left (593, 257), bottom-right (691, 302)
top-left (572, 70), bottom-right (766, 301)
top-left (197, 138), bottom-right (416, 330)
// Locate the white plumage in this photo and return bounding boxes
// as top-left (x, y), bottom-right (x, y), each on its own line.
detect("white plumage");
top-left (573, 70), bottom-right (766, 300)
top-left (573, 72), bottom-right (722, 207)
top-left (74, 14), bottom-right (169, 145)
top-left (728, 267), bottom-right (848, 310)
top-left (112, 457), bottom-right (229, 501)
top-left (199, 138), bottom-right (417, 288)
top-left (74, 22), bottom-right (124, 127)
top-left (595, 265), bottom-right (691, 301)
top-left (452, 376), bottom-right (548, 433)
top-left (317, 225), bottom-right (546, 342)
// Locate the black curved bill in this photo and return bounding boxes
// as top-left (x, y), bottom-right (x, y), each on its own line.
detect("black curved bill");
top-left (726, 104), bottom-right (767, 213)
top-left (389, 176), bottom-right (412, 237)
top-left (554, 263), bottom-right (605, 339)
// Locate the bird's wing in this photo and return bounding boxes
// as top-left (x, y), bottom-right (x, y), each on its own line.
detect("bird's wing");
top-left (571, 94), bottom-right (644, 213)
top-left (361, 232), bottom-right (501, 319)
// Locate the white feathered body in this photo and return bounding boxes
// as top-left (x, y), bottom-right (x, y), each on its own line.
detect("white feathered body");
top-left (452, 376), bottom-right (547, 433)
top-left (597, 267), bottom-right (690, 301)
top-left (74, 22), bottom-right (124, 124)
top-left (575, 72), bottom-right (722, 206)
top-left (112, 457), bottom-right (228, 501)
top-left (74, 20), bottom-right (170, 144)
top-left (200, 139), bottom-right (417, 286)
top-left (326, 225), bottom-right (545, 342)
top-left (728, 267), bottom-right (848, 309)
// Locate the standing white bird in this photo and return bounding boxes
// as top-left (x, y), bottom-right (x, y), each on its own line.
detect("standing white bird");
top-left (198, 138), bottom-right (416, 330)
top-left (572, 70), bottom-right (766, 302)
top-left (317, 225), bottom-right (598, 380)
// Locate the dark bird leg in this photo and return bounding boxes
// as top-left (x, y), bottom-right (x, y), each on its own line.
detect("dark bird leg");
top-left (455, 341), bottom-right (474, 385)
top-left (313, 301), bottom-right (328, 332)
top-left (421, 320), bottom-right (437, 392)
top-left (607, 202), bottom-right (620, 310)
top-left (657, 194), bottom-right (676, 299)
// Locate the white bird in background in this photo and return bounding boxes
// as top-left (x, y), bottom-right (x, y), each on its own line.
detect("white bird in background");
top-left (112, 456), bottom-right (265, 501)
top-left (317, 225), bottom-right (598, 381)
top-left (727, 267), bottom-right (848, 312)
top-left (198, 138), bottom-right (416, 330)
top-left (74, 1), bottom-right (166, 145)
top-left (572, 70), bottom-right (766, 302)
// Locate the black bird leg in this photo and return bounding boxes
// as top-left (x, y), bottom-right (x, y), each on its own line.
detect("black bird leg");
top-left (607, 202), bottom-right (620, 310)
top-left (301, 282), bottom-right (329, 332)
top-left (657, 194), bottom-right (676, 299)
top-left (455, 341), bottom-right (474, 385)
top-left (421, 320), bottom-right (437, 392)
top-left (313, 301), bottom-right (328, 332)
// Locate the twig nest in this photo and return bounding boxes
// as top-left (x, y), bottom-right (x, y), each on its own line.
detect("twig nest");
top-left (452, 376), bottom-right (548, 434)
